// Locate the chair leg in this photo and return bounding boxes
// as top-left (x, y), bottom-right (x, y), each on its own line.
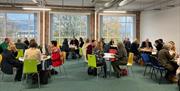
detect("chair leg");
top-left (143, 65), bottom-right (148, 76)
top-left (62, 65), bottom-right (67, 77)
top-left (151, 68), bottom-right (155, 79)
top-left (37, 73), bottom-right (40, 88)
top-left (1, 72), bottom-right (4, 80)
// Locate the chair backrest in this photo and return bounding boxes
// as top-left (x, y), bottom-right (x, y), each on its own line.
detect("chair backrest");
top-left (79, 48), bottom-right (83, 56)
top-left (0, 54), bottom-right (2, 64)
top-left (23, 59), bottom-right (38, 74)
top-left (87, 54), bottom-right (97, 68)
top-left (127, 52), bottom-right (134, 65)
top-left (16, 49), bottom-right (24, 59)
top-left (149, 56), bottom-right (162, 67)
top-left (61, 52), bottom-right (66, 64)
top-left (141, 53), bottom-right (150, 64)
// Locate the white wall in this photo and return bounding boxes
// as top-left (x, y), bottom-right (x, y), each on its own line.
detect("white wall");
top-left (140, 6), bottom-right (180, 53)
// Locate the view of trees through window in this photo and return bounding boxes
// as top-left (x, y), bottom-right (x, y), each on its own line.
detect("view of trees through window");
top-left (0, 12), bottom-right (38, 43)
top-left (100, 15), bottom-right (135, 43)
top-left (50, 13), bottom-right (89, 44)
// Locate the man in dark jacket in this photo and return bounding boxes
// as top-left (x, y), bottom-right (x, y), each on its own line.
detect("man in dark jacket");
top-left (15, 39), bottom-right (28, 51)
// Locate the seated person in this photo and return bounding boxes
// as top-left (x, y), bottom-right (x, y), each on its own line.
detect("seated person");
top-left (158, 43), bottom-right (179, 83)
top-left (111, 42), bottom-right (128, 78)
top-left (24, 39), bottom-right (42, 70)
top-left (15, 39), bottom-right (28, 52)
top-left (130, 39), bottom-right (140, 62)
top-left (140, 38), bottom-right (153, 54)
top-left (93, 41), bottom-right (107, 78)
top-left (1, 42), bottom-right (23, 81)
top-left (50, 40), bottom-right (62, 67)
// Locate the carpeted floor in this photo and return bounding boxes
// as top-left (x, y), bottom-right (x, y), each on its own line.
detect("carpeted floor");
top-left (0, 58), bottom-right (178, 91)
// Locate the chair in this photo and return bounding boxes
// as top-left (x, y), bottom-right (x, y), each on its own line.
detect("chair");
top-left (59, 52), bottom-right (67, 76)
top-left (149, 55), bottom-right (167, 84)
top-left (22, 59), bottom-right (40, 88)
top-left (87, 54), bottom-right (103, 78)
top-left (79, 48), bottom-right (83, 57)
top-left (16, 49), bottom-right (24, 59)
top-left (126, 52), bottom-right (134, 75)
top-left (141, 53), bottom-right (152, 76)
top-left (0, 54), bottom-right (2, 64)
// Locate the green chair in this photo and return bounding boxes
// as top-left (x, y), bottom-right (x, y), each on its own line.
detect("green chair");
top-left (16, 49), bottom-right (24, 59)
top-left (22, 59), bottom-right (40, 88)
top-left (87, 54), bottom-right (103, 78)
top-left (79, 48), bottom-right (83, 56)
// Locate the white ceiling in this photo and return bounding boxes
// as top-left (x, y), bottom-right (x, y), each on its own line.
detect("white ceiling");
top-left (0, 0), bottom-right (180, 11)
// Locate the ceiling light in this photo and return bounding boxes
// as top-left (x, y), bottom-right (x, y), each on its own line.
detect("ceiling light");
top-left (119, 0), bottom-right (134, 6)
top-left (104, 0), bottom-right (116, 7)
top-left (23, 7), bottom-right (51, 11)
top-left (32, 0), bottom-right (38, 3)
top-left (103, 10), bottom-right (127, 13)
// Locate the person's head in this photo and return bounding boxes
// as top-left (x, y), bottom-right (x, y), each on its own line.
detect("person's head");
top-left (86, 38), bottom-right (90, 43)
top-left (17, 39), bottom-right (21, 43)
top-left (5, 38), bottom-right (10, 44)
top-left (117, 42), bottom-right (125, 49)
top-left (163, 43), bottom-right (172, 50)
top-left (8, 42), bottom-right (17, 52)
top-left (24, 37), bottom-right (28, 40)
top-left (51, 40), bottom-right (57, 47)
top-left (109, 39), bottom-right (114, 45)
top-left (91, 40), bottom-right (96, 46)
top-left (95, 41), bottom-right (103, 51)
top-left (133, 39), bottom-right (139, 44)
top-left (158, 39), bottom-right (163, 43)
top-left (29, 39), bottom-right (38, 48)
top-left (79, 37), bottom-right (83, 42)
top-left (63, 38), bottom-right (68, 43)
top-left (169, 41), bottom-right (175, 46)
top-left (145, 38), bottom-right (149, 42)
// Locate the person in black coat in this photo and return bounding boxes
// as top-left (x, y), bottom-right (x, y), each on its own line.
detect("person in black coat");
top-left (79, 37), bottom-right (84, 48)
top-left (15, 39), bottom-right (28, 52)
top-left (61, 38), bottom-right (70, 59)
top-left (123, 38), bottom-right (131, 54)
top-left (1, 43), bottom-right (23, 81)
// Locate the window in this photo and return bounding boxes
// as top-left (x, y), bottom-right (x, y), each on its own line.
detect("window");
top-left (0, 12), bottom-right (38, 43)
top-left (50, 13), bottom-right (90, 44)
top-left (100, 15), bottom-right (136, 43)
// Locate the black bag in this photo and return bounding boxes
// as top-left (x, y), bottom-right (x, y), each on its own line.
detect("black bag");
top-left (40, 70), bottom-right (50, 84)
top-left (87, 67), bottom-right (97, 76)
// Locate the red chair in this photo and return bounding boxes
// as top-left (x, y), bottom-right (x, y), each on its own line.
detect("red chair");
top-left (108, 49), bottom-right (117, 62)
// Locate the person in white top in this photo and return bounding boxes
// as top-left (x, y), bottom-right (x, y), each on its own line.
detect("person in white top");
top-left (24, 39), bottom-right (41, 65)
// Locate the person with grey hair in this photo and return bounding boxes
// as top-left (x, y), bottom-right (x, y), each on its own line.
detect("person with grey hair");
top-left (111, 42), bottom-right (128, 78)
top-left (158, 43), bottom-right (178, 83)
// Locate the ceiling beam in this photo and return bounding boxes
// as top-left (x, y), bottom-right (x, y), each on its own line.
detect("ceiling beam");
top-left (0, 2), bottom-right (95, 10)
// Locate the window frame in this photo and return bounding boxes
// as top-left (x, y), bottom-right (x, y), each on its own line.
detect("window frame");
top-left (98, 13), bottom-right (136, 42)
top-left (0, 10), bottom-right (40, 43)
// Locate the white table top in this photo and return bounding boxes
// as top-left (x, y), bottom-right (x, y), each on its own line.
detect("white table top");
top-left (19, 55), bottom-right (51, 62)
top-left (103, 53), bottom-right (115, 59)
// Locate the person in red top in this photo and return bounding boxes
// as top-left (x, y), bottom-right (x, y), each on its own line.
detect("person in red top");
top-left (86, 40), bottom-right (96, 60)
top-left (51, 41), bottom-right (62, 67)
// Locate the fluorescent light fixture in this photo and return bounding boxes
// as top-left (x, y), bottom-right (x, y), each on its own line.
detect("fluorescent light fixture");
top-left (103, 10), bottom-right (127, 13)
top-left (104, 0), bottom-right (116, 7)
top-left (23, 7), bottom-right (51, 11)
top-left (32, 0), bottom-right (38, 3)
top-left (119, 0), bottom-right (134, 6)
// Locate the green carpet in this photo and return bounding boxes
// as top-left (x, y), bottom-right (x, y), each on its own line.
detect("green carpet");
top-left (0, 58), bottom-right (178, 91)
